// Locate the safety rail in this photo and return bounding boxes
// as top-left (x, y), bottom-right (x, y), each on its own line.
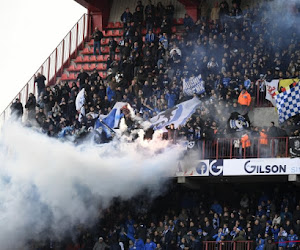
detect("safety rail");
top-left (0, 13), bottom-right (89, 126)
top-left (195, 137), bottom-right (289, 159)
top-left (203, 241), bottom-right (254, 250)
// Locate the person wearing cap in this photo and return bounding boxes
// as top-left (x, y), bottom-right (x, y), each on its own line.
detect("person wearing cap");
top-left (93, 236), bottom-right (109, 250)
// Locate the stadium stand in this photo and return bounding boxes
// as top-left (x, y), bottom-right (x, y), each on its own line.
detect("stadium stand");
top-left (5, 0), bottom-right (299, 159)
top-left (2, 0), bottom-right (300, 249)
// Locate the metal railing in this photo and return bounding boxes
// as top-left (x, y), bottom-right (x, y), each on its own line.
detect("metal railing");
top-left (193, 137), bottom-right (289, 159)
top-left (203, 241), bottom-right (254, 250)
top-left (0, 13), bottom-right (88, 126)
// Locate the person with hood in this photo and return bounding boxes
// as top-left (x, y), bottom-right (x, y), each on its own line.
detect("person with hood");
top-left (93, 237), bottom-right (109, 250)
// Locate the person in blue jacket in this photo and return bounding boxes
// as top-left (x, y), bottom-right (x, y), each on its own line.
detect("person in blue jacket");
top-left (213, 228), bottom-right (224, 243)
top-left (144, 237), bottom-right (156, 250)
top-left (277, 227), bottom-right (288, 249)
top-left (255, 239), bottom-right (264, 250)
top-left (124, 232), bottom-right (145, 250)
top-left (288, 229), bottom-right (298, 249)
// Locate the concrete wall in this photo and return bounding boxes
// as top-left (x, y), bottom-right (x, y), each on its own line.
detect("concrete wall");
top-left (249, 107), bottom-right (279, 128)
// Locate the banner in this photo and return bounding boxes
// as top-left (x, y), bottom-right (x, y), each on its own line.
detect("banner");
top-left (176, 158), bottom-right (300, 177)
top-left (279, 79), bottom-right (299, 92)
top-left (150, 97), bottom-right (201, 130)
top-left (75, 88), bottom-right (85, 121)
top-left (75, 88), bottom-right (85, 111)
top-left (183, 75), bottom-right (205, 96)
top-left (96, 102), bottom-right (128, 129)
top-left (275, 82), bottom-right (300, 123)
top-left (289, 136), bottom-right (300, 157)
top-left (266, 80), bottom-right (279, 106)
top-left (228, 112), bottom-right (250, 132)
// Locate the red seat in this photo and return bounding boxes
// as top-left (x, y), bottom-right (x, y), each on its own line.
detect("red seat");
top-left (61, 74), bottom-right (68, 81)
top-left (115, 22), bottom-right (123, 28)
top-left (115, 54), bottom-right (120, 61)
top-left (101, 38), bottom-right (109, 45)
top-left (97, 55), bottom-right (104, 62)
top-left (83, 55), bottom-right (90, 63)
top-left (83, 64), bottom-right (90, 71)
top-left (171, 26), bottom-right (177, 33)
top-left (75, 64), bottom-right (82, 71)
top-left (90, 55), bottom-right (97, 62)
top-left (104, 55), bottom-right (109, 61)
top-left (113, 30), bottom-right (123, 37)
top-left (99, 72), bottom-right (107, 79)
top-left (74, 56), bottom-right (83, 63)
top-left (90, 64), bottom-right (96, 71)
top-left (82, 47), bottom-right (92, 55)
top-left (68, 73), bottom-right (76, 80)
top-left (96, 64), bottom-right (104, 70)
top-left (104, 30), bottom-right (113, 37)
top-left (141, 28), bottom-right (147, 35)
top-left (68, 65), bottom-right (76, 71)
top-left (88, 39), bottom-right (94, 46)
top-left (116, 47), bottom-right (120, 53)
top-left (106, 22), bottom-right (114, 29)
top-left (177, 18), bottom-right (184, 25)
top-left (155, 27), bottom-right (161, 34)
top-left (101, 47), bottom-right (109, 54)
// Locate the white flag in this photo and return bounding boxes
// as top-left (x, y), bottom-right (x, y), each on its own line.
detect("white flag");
top-left (75, 88), bottom-right (85, 111)
top-left (150, 97), bottom-right (201, 130)
top-left (266, 80), bottom-right (279, 106)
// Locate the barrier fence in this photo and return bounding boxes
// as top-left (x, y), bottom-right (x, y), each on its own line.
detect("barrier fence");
top-left (203, 240), bottom-right (300, 250)
top-left (203, 241), bottom-right (254, 250)
top-left (0, 13), bottom-right (88, 126)
top-left (194, 137), bottom-right (289, 159)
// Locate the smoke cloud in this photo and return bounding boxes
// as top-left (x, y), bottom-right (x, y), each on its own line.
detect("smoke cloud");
top-left (0, 121), bottom-right (184, 249)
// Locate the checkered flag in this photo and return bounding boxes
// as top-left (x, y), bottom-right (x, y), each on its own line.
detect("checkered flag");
top-left (275, 82), bottom-right (300, 123)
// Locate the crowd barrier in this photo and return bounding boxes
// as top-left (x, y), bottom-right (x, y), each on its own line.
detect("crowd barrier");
top-left (203, 240), bottom-right (300, 250)
top-left (194, 137), bottom-right (289, 159)
top-left (203, 241), bottom-right (253, 250)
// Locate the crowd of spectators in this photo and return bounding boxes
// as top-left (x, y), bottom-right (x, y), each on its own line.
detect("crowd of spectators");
top-left (27, 184), bottom-right (300, 249)
top-left (9, 0), bottom-right (300, 148)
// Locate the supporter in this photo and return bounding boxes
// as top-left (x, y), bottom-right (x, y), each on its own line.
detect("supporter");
top-left (92, 27), bottom-right (104, 56)
top-left (93, 237), bottom-right (109, 250)
top-left (238, 87), bottom-right (251, 113)
top-left (34, 73), bottom-right (46, 99)
top-left (25, 93), bottom-right (36, 122)
top-left (121, 8), bottom-right (133, 29)
top-left (10, 98), bottom-right (23, 119)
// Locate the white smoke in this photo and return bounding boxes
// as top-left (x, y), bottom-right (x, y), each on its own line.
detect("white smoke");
top-left (0, 121), bottom-right (185, 249)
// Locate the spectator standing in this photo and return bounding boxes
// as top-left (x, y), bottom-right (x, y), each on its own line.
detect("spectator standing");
top-left (121, 8), bottom-right (133, 29)
top-left (238, 87), bottom-right (251, 114)
top-left (108, 37), bottom-right (118, 60)
top-left (10, 98), bottom-right (23, 120)
top-left (92, 27), bottom-right (104, 56)
top-left (34, 73), bottom-right (46, 99)
top-left (25, 93), bottom-right (36, 122)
